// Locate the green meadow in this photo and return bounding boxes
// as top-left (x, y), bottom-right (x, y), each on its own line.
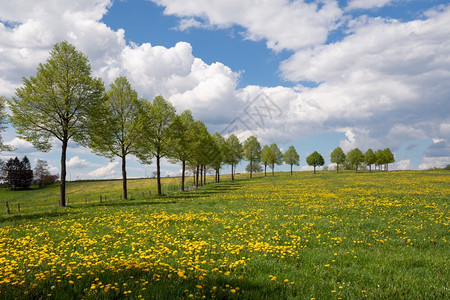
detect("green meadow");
top-left (0, 170), bottom-right (449, 299)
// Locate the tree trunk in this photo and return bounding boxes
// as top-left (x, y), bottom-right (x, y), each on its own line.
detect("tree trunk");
top-left (122, 154), bottom-right (127, 200)
top-left (231, 164), bottom-right (234, 181)
top-left (290, 164), bottom-right (293, 175)
top-left (369, 164), bottom-right (371, 172)
top-left (250, 160), bottom-right (253, 179)
top-left (200, 165), bottom-right (203, 186)
top-left (264, 164), bottom-right (267, 176)
top-left (60, 138), bottom-right (68, 207)
top-left (196, 165), bottom-right (199, 187)
top-left (313, 165), bottom-right (316, 174)
top-left (181, 160), bottom-right (185, 191)
top-left (203, 166), bottom-right (206, 185)
top-left (336, 164), bottom-right (339, 173)
top-left (272, 163), bottom-right (275, 176)
top-left (218, 170), bottom-right (220, 182)
top-left (156, 155), bottom-right (162, 195)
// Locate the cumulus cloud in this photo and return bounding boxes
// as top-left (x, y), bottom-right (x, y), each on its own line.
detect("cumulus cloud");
top-left (87, 161), bottom-right (119, 179)
top-left (67, 156), bottom-right (91, 169)
top-left (1, 0), bottom-right (449, 173)
top-left (392, 159), bottom-right (412, 170)
top-left (151, 0), bottom-right (343, 51)
top-left (346, 0), bottom-right (393, 10)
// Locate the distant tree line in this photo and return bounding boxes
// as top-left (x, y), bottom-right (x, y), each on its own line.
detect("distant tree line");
top-left (0, 41), bottom-right (399, 206)
top-left (331, 147), bottom-right (395, 173)
top-left (0, 157), bottom-right (58, 190)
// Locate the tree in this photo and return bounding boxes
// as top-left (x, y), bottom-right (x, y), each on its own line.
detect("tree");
top-left (9, 41), bottom-right (104, 206)
top-left (347, 148), bottom-right (364, 172)
top-left (187, 120), bottom-right (211, 187)
top-left (85, 76), bottom-right (142, 200)
top-left (211, 132), bottom-right (226, 183)
top-left (136, 96), bottom-right (176, 195)
top-left (283, 145), bottom-right (300, 175)
top-left (34, 159), bottom-right (58, 188)
top-left (169, 110), bottom-right (195, 191)
top-left (364, 148), bottom-right (376, 172)
top-left (306, 151), bottom-right (325, 174)
top-left (268, 143), bottom-right (283, 176)
top-left (4, 156), bottom-right (33, 190)
top-left (245, 162), bottom-right (263, 173)
top-left (374, 149), bottom-right (384, 171)
top-left (224, 134), bottom-right (242, 180)
top-left (330, 147), bottom-right (346, 173)
top-left (243, 136), bottom-right (261, 179)
top-left (260, 145), bottom-right (271, 176)
top-left (0, 96), bottom-right (13, 152)
top-left (383, 148), bottom-right (395, 171)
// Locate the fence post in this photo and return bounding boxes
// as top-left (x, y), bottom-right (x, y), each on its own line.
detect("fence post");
top-left (6, 201), bottom-right (10, 215)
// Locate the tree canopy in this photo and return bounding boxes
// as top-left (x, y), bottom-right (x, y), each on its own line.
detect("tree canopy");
top-left (283, 145), bottom-right (300, 175)
top-left (136, 95), bottom-right (176, 195)
top-left (243, 136), bottom-right (261, 179)
top-left (347, 148), bottom-right (364, 172)
top-left (306, 151), bottom-right (325, 174)
top-left (330, 147), bottom-right (346, 173)
top-left (86, 76), bottom-right (142, 200)
top-left (9, 41), bottom-right (104, 206)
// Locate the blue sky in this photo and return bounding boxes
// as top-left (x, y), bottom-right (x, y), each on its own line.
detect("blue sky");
top-left (1, 0), bottom-right (449, 179)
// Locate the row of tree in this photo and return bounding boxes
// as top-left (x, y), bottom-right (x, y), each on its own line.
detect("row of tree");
top-left (0, 41), bottom-right (395, 207)
top-left (331, 147), bottom-right (395, 173)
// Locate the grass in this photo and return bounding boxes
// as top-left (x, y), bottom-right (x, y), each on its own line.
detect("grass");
top-left (0, 170), bottom-right (449, 299)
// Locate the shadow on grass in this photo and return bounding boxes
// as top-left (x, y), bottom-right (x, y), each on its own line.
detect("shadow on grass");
top-left (75, 199), bottom-right (178, 209)
top-left (0, 211), bottom-right (75, 223)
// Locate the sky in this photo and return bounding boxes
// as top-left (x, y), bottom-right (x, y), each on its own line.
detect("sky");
top-left (0, 0), bottom-right (449, 179)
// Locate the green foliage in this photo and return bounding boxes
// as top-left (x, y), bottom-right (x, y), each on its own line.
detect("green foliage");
top-left (260, 145), bottom-right (271, 176)
top-left (33, 159), bottom-right (58, 188)
top-left (85, 76), bottom-right (143, 199)
top-left (444, 164), bottom-right (450, 170)
top-left (268, 143), bottom-right (283, 176)
top-left (9, 41), bottom-right (104, 151)
top-left (330, 147), bottom-right (346, 173)
top-left (306, 151), bottom-right (325, 174)
top-left (136, 96), bottom-right (176, 194)
top-left (364, 148), bottom-right (376, 172)
top-left (0, 96), bottom-right (13, 152)
top-left (347, 148), bottom-right (364, 172)
top-left (243, 136), bottom-right (261, 178)
top-left (224, 134), bottom-right (242, 180)
top-left (87, 76), bottom-right (142, 160)
top-left (283, 145), bottom-right (299, 175)
top-left (3, 156), bottom-right (33, 190)
top-left (8, 41), bottom-right (104, 206)
top-left (245, 162), bottom-right (263, 173)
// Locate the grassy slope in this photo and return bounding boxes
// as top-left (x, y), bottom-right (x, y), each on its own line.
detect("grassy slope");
top-left (0, 170), bottom-right (449, 299)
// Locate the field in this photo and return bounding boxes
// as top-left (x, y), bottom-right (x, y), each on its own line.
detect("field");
top-left (0, 170), bottom-right (449, 299)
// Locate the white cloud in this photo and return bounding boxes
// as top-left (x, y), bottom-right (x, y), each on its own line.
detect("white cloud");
top-left (67, 156), bottom-right (91, 169)
top-left (87, 161), bottom-right (119, 179)
top-left (151, 0), bottom-right (343, 51)
top-left (392, 159), bottom-right (412, 170)
top-left (418, 157), bottom-right (450, 170)
top-left (346, 0), bottom-right (393, 11)
top-left (1, 0), bottom-right (449, 173)
top-left (5, 137), bottom-right (34, 153)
